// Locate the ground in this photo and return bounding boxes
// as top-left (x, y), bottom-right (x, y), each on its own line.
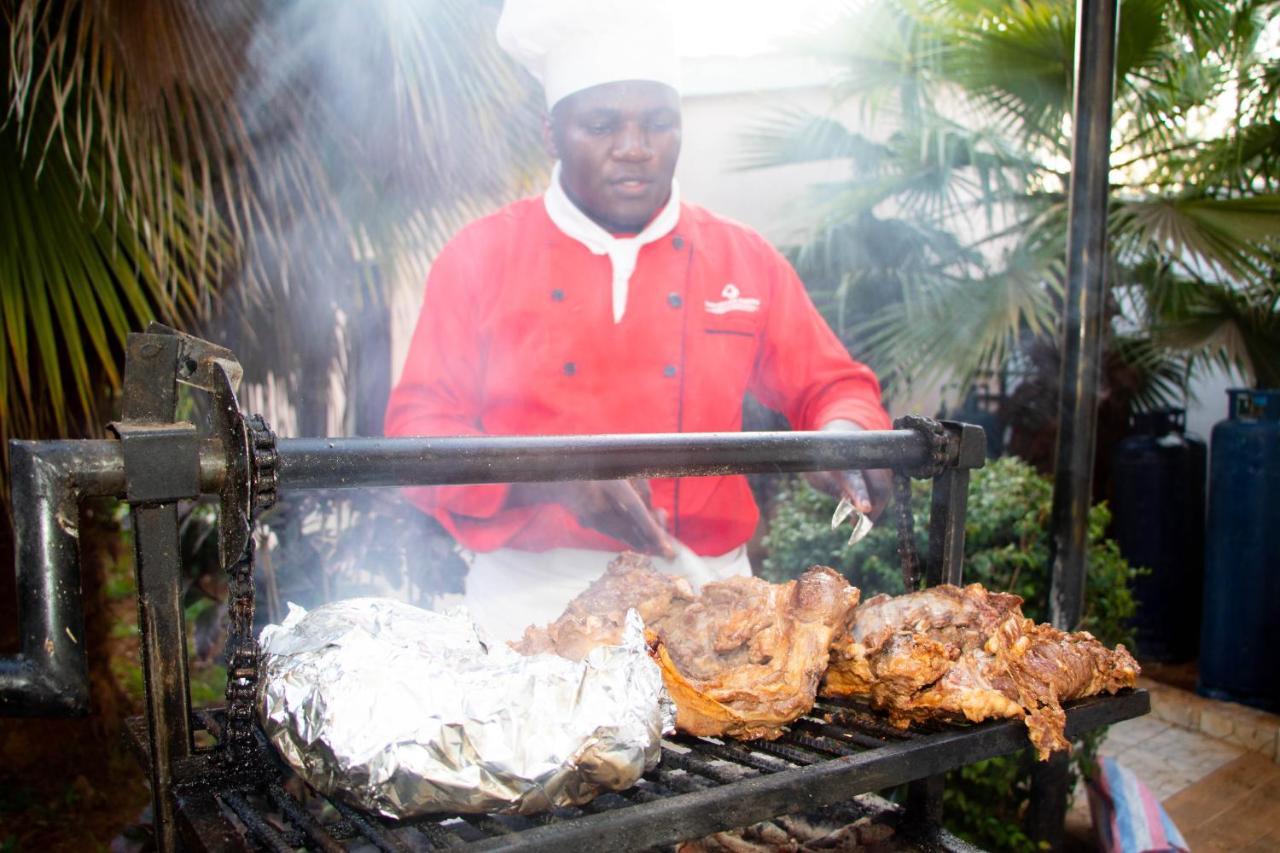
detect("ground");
top-left (1065, 675), bottom-right (1280, 851)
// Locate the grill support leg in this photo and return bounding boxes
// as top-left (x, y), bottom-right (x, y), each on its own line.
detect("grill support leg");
top-left (1028, 751), bottom-right (1071, 850)
top-left (926, 422), bottom-right (985, 587)
top-left (905, 775), bottom-right (944, 834)
top-left (119, 333), bottom-right (201, 853)
top-left (131, 504), bottom-right (192, 853)
top-left (926, 469), bottom-right (970, 587)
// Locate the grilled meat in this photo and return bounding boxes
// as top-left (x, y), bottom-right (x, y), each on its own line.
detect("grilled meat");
top-left (515, 553), bottom-right (860, 741)
top-left (822, 584), bottom-right (1139, 758)
top-left (653, 566), bottom-right (860, 740)
top-left (821, 583), bottom-right (1023, 704)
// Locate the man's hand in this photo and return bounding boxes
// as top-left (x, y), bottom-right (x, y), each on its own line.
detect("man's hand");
top-left (506, 480), bottom-right (676, 558)
top-left (804, 419), bottom-right (893, 520)
top-left (805, 468), bottom-right (893, 520)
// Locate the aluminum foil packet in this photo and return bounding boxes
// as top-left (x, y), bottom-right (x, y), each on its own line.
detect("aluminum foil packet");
top-left (259, 598), bottom-right (673, 818)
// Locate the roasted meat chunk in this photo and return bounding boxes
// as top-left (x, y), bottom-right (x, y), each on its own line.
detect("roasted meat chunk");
top-left (823, 584), bottom-right (1139, 758)
top-left (653, 566), bottom-right (860, 740)
top-left (516, 553), bottom-right (861, 741)
top-left (822, 583), bottom-right (1024, 705)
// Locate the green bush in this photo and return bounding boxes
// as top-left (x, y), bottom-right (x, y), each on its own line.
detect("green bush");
top-left (761, 456), bottom-right (1139, 851)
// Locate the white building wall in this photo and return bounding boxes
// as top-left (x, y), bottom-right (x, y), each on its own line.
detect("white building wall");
top-left (1186, 366), bottom-right (1243, 444)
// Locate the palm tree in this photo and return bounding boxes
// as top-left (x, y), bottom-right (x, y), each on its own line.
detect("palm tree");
top-left (2, 0), bottom-right (542, 470)
top-left (742, 0), bottom-right (1280, 404)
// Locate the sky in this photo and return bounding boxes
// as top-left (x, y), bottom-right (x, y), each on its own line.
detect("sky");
top-left (674, 0), bottom-right (854, 57)
top-left (676, 1), bottom-right (1280, 60)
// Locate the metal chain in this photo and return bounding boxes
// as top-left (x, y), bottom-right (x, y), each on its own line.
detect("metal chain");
top-left (891, 416), bottom-right (950, 591)
top-left (894, 415), bottom-right (949, 479)
top-left (249, 414), bottom-right (278, 515)
top-left (221, 414), bottom-right (277, 765)
top-left (221, 541), bottom-right (258, 762)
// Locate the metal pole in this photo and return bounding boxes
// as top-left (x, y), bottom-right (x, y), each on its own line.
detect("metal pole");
top-left (0, 440), bottom-right (136, 715)
top-left (0, 443), bottom-right (91, 716)
top-left (273, 430), bottom-right (937, 491)
top-left (1047, 0), bottom-right (1119, 634)
top-left (119, 333), bottom-right (197, 853)
top-left (1032, 0), bottom-right (1120, 847)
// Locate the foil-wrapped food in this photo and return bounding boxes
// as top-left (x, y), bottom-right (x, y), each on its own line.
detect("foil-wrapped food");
top-left (259, 598), bottom-right (673, 818)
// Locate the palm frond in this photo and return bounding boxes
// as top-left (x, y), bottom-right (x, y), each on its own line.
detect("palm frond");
top-left (1114, 257), bottom-right (1204, 325)
top-left (1168, 0), bottom-right (1236, 57)
top-left (766, 0), bottom-right (1278, 415)
top-left (1171, 120), bottom-right (1280, 192)
top-left (1152, 282), bottom-right (1280, 387)
top-left (820, 0), bottom-right (943, 118)
top-left (736, 109), bottom-right (890, 171)
top-left (943, 0), bottom-right (1075, 143)
top-left (1113, 194), bottom-right (1280, 280)
top-left (779, 117), bottom-right (1041, 240)
top-left (0, 112), bottom-right (203, 454)
top-left (855, 246), bottom-right (1063, 393)
top-left (791, 212), bottom-right (977, 349)
top-left (7, 0), bottom-right (252, 300)
top-left (1110, 334), bottom-right (1191, 411)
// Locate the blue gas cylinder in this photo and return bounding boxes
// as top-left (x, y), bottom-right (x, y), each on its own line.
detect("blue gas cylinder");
top-left (1112, 410), bottom-right (1205, 662)
top-left (1198, 389), bottom-right (1280, 712)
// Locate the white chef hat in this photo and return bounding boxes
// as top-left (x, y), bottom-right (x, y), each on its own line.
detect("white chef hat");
top-left (496, 0), bottom-right (682, 110)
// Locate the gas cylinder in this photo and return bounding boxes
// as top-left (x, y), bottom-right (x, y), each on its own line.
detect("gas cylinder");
top-left (1111, 409), bottom-right (1205, 662)
top-left (1198, 389), bottom-right (1280, 712)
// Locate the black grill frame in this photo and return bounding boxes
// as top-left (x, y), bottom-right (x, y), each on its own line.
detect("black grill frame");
top-left (2, 326), bottom-right (1150, 850)
top-left (126, 692), bottom-right (1148, 852)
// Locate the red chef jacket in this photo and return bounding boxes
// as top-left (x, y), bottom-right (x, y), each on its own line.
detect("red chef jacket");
top-left (384, 196), bottom-right (890, 556)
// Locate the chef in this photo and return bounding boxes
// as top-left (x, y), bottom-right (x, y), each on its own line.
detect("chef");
top-left (385, 0), bottom-right (893, 640)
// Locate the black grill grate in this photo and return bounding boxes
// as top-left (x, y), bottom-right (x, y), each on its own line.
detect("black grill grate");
top-left (127, 690), bottom-right (1147, 852)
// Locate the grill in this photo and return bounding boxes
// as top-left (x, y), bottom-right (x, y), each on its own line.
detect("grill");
top-left (1, 325), bottom-right (1149, 850)
top-left (125, 694), bottom-right (1146, 852)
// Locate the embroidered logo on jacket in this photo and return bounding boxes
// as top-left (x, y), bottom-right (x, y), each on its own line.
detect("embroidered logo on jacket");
top-left (704, 283), bottom-right (761, 315)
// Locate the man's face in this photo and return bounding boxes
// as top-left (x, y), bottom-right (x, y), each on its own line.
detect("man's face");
top-left (546, 80), bottom-right (682, 233)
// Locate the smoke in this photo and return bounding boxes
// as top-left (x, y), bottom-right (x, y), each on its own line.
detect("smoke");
top-left (202, 0), bottom-right (541, 440)
top-left (189, 0), bottom-right (542, 615)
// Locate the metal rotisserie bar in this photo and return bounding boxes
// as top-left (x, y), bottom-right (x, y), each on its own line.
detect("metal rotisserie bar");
top-left (274, 430), bottom-right (936, 490)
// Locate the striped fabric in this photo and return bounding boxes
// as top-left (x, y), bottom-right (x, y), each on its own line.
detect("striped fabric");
top-left (1087, 756), bottom-right (1190, 853)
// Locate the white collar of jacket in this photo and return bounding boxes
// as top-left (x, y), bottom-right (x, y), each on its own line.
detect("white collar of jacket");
top-left (543, 161), bottom-right (681, 324)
